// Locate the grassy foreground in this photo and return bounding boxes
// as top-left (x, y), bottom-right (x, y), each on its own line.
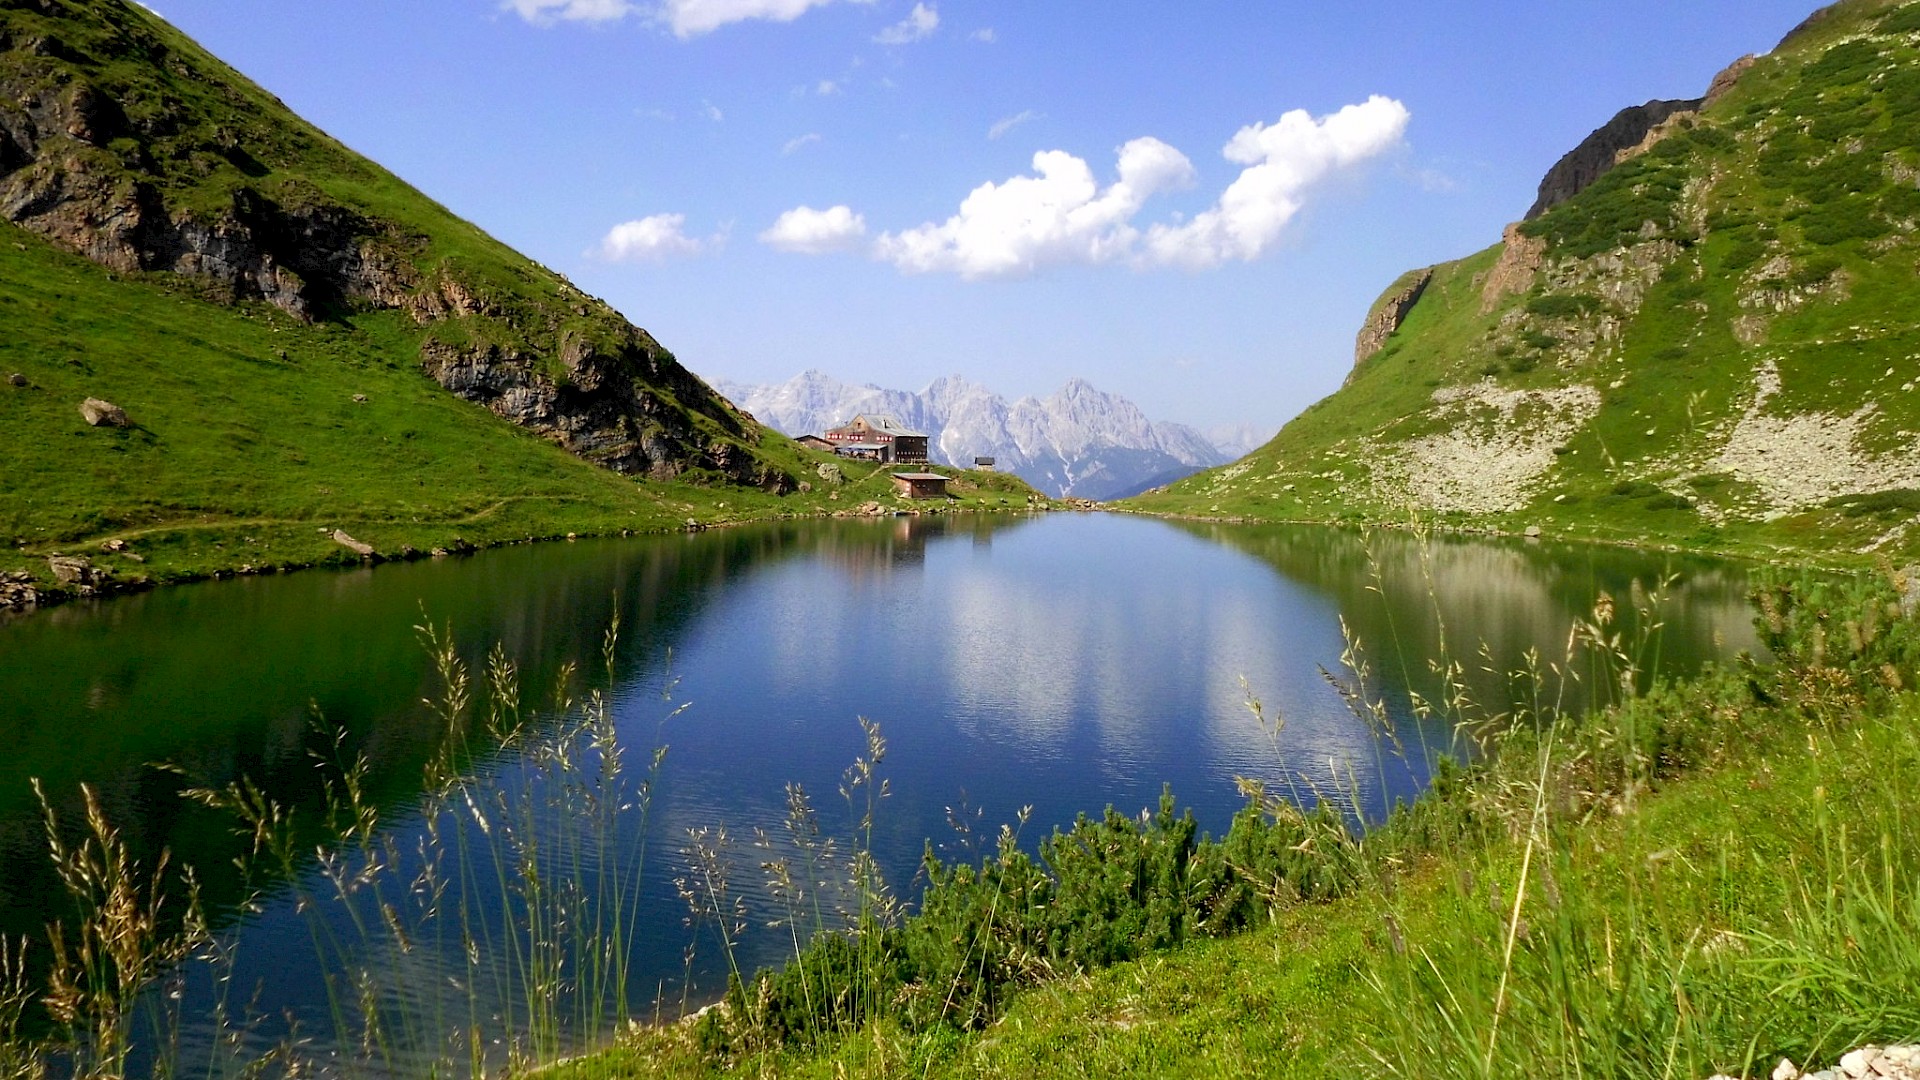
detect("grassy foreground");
top-left (561, 570), bottom-right (1920, 1080)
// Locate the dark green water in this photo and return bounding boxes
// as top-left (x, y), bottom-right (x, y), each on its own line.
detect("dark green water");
top-left (0, 512), bottom-right (1758, 1072)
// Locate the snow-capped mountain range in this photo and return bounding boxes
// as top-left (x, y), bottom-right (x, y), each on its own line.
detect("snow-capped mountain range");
top-left (708, 370), bottom-right (1271, 500)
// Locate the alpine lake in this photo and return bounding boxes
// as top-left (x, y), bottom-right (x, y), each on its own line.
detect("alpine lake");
top-left (0, 511), bottom-right (1762, 1073)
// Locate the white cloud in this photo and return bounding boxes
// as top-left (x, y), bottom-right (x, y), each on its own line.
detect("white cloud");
top-left (760, 205), bottom-right (868, 254)
top-left (1144, 95), bottom-right (1409, 269)
top-left (816, 78), bottom-right (842, 95)
top-left (853, 95), bottom-right (1409, 279)
top-left (593, 214), bottom-right (708, 261)
top-left (987, 109), bottom-right (1040, 141)
top-left (874, 1), bottom-right (937, 43)
top-left (872, 137), bottom-right (1196, 279)
top-left (782, 132), bottom-right (823, 155)
top-left (969, 27), bottom-right (995, 43)
top-left (508, 0), bottom-right (876, 36)
top-left (658, 0), bottom-right (869, 37)
top-left (506, 0), bottom-right (636, 23)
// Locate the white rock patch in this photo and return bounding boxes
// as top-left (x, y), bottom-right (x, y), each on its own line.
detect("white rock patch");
top-left (1711, 360), bottom-right (1920, 513)
top-left (1375, 383), bottom-right (1602, 514)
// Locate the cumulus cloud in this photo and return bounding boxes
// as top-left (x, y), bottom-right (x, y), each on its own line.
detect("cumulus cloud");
top-left (987, 109), bottom-right (1041, 141)
top-left (874, 2), bottom-right (937, 44)
top-left (760, 205), bottom-right (868, 254)
top-left (506, 0), bottom-right (636, 23)
top-left (508, 0), bottom-right (876, 36)
top-left (659, 0), bottom-right (870, 36)
top-left (872, 137), bottom-right (1196, 279)
top-left (593, 214), bottom-right (708, 261)
top-left (845, 96), bottom-right (1409, 279)
top-left (782, 132), bottom-right (823, 155)
top-left (1143, 95), bottom-right (1410, 269)
top-left (969, 27), bottom-right (995, 43)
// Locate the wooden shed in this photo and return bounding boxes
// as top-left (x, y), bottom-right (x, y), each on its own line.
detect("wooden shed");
top-left (795, 434), bottom-right (834, 452)
top-left (891, 472), bottom-right (950, 499)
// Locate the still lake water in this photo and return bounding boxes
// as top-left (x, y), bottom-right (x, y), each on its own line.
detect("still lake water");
top-left (0, 512), bottom-right (1759, 1070)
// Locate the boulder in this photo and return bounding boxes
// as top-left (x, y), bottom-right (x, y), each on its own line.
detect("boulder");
top-left (330, 530), bottom-right (375, 557)
top-left (7, 373), bottom-right (25, 387)
top-left (79, 397), bottom-right (130, 427)
top-left (48, 555), bottom-right (106, 586)
top-left (0, 573), bottom-right (38, 609)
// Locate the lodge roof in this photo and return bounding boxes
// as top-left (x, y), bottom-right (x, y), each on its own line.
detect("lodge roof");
top-left (854, 414), bottom-right (927, 438)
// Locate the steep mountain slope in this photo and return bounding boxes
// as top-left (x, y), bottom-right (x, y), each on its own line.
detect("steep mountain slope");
top-left (715, 370), bottom-right (1231, 499)
top-left (1131, 0), bottom-right (1920, 566)
top-left (0, 0), bottom-right (829, 595)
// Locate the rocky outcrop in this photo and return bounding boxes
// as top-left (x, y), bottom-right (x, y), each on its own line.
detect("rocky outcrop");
top-left (1480, 224), bottom-right (1549, 313)
top-left (0, 1), bottom-right (784, 490)
top-left (1351, 268), bottom-right (1432, 374)
top-left (1524, 98), bottom-right (1704, 221)
top-left (1703, 54), bottom-right (1758, 108)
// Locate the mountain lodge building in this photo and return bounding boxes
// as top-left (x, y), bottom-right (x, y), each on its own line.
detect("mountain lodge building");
top-left (824, 414), bottom-right (930, 463)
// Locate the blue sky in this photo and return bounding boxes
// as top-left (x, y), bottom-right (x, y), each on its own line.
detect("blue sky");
top-left (147, 0), bottom-right (1820, 434)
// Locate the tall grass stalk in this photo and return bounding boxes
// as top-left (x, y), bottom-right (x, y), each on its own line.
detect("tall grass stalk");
top-left (5, 613), bottom-right (682, 1078)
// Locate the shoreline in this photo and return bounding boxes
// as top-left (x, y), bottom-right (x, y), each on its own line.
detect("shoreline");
top-left (0, 495), bottom-right (1069, 619)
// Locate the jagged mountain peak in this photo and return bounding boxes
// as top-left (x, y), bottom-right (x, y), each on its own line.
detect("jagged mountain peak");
top-left (713, 369), bottom-right (1237, 500)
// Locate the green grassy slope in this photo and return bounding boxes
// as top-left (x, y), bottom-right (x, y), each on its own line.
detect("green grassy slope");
top-left (0, 1), bottom-right (1050, 598)
top-left (1130, 0), bottom-right (1920, 568)
top-left (0, 222), bottom-right (1046, 589)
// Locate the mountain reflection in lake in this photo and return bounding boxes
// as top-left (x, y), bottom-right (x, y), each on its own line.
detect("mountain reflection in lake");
top-left (0, 513), bottom-right (1758, 1073)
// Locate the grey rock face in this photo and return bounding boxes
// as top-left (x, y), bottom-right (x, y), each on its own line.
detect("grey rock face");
top-left (1524, 98), bottom-right (1703, 221)
top-left (1352, 267), bottom-right (1433, 372)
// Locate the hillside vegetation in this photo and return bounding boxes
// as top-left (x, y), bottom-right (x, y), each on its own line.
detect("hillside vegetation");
top-left (0, 0), bottom-right (1044, 602)
top-left (1130, 0), bottom-right (1920, 568)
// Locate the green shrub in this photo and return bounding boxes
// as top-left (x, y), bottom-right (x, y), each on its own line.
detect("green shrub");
top-left (1721, 235), bottom-right (1769, 272)
top-left (1827, 488), bottom-right (1920, 517)
top-left (1883, 3), bottom-right (1920, 32)
top-left (1787, 252), bottom-right (1845, 287)
top-left (1611, 480), bottom-right (1664, 499)
top-left (1526, 293), bottom-right (1603, 320)
top-left (1805, 40), bottom-right (1882, 82)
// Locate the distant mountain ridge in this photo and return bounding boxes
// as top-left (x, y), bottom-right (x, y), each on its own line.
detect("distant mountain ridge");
top-left (712, 370), bottom-right (1254, 499)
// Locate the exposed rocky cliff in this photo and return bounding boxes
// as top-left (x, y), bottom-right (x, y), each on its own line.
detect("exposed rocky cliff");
top-left (1351, 267), bottom-right (1432, 374)
top-left (0, 0), bottom-right (784, 488)
top-left (1522, 97), bottom-right (1704, 221)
